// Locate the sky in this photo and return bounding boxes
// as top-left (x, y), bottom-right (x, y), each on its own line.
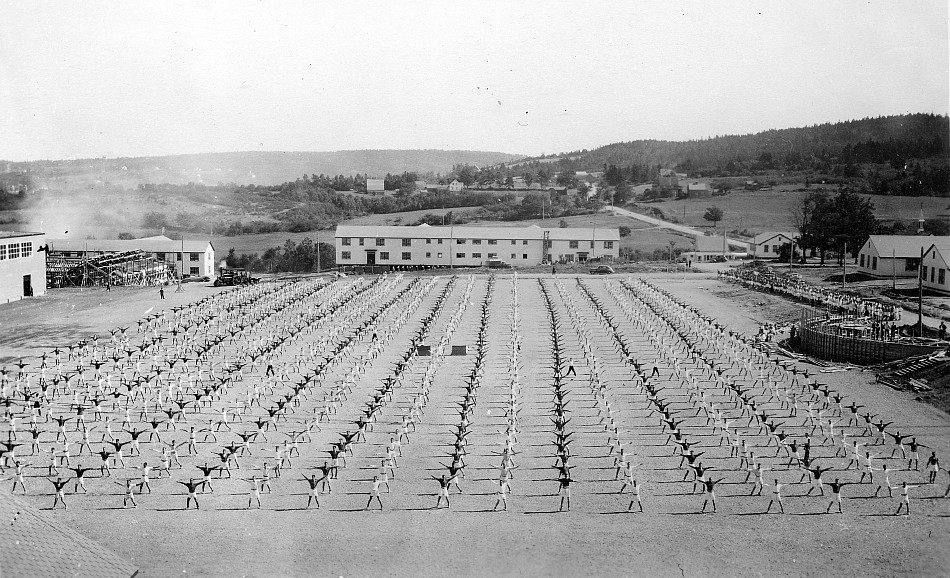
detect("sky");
top-left (0, 0), bottom-right (947, 161)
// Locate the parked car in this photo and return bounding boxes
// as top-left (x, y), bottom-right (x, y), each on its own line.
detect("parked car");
top-left (486, 259), bottom-right (513, 269)
top-left (590, 265), bottom-right (615, 275)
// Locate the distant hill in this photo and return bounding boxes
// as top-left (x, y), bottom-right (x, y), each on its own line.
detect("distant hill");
top-left (503, 114), bottom-right (949, 196)
top-left (1, 150), bottom-right (524, 190)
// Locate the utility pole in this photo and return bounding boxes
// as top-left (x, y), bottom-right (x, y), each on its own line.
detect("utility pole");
top-left (591, 223), bottom-right (596, 261)
top-left (721, 222), bottom-right (727, 261)
top-left (892, 248), bottom-right (896, 291)
top-left (316, 229), bottom-right (321, 273)
top-left (918, 245), bottom-right (924, 336)
top-left (841, 240), bottom-right (847, 290)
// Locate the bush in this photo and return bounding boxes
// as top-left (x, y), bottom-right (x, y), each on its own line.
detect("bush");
top-left (141, 211), bottom-right (169, 229)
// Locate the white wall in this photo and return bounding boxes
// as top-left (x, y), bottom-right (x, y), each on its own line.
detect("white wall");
top-left (0, 235), bottom-right (46, 303)
top-left (921, 249), bottom-right (949, 294)
top-left (335, 230), bottom-right (619, 267)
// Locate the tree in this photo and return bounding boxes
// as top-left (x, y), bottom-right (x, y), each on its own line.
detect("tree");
top-left (619, 225), bottom-right (632, 237)
top-left (556, 172), bottom-right (577, 187)
top-left (175, 211), bottom-right (197, 231)
top-left (794, 190), bottom-right (835, 264)
top-left (117, 232), bottom-right (134, 240)
top-left (832, 188), bottom-right (877, 256)
top-left (794, 188), bottom-right (876, 264)
top-left (712, 181), bottom-right (733, 194)
top-left (604, 164), bottom-right (624, 186)
top-left (455, 164), bottom-right (476, 186)
top-left (776, 243), bottom-right (800, 262)
top-left (537, 168), bottom-right (550, 187)
top-left (613, 182), bottom-right (633, 205)
top-left (703, 206), bottom-right (724, 226)
top-left (141, 211), bottom-right (169, 230)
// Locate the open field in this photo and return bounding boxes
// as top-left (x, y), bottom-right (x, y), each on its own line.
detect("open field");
top-left (0, 271), bottom-right (948, 577)
top-left (634, 187), bottom-right (950, 236)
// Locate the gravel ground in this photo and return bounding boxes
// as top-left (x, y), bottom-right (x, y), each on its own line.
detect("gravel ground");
top-left (1, 273), bottom-right (948, 578)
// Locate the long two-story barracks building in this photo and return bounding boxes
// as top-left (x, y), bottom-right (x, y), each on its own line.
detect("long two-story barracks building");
top-left (335, 224), bottom-right (620, 269)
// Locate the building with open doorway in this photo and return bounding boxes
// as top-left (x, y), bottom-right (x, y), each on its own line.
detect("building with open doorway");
top-left (0, 231), bottom-right (46, 303)
top-left (335, 224), bottom-right (620, 268)
top-left (47, 235), bottom-right (215, 281)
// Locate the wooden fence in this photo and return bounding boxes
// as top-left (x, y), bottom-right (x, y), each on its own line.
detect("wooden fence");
top-left (796, 309), bottom-right (945, 365)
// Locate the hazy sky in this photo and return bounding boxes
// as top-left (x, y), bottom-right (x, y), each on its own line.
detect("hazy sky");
top-left (1, 1), bottom-right (947, 161)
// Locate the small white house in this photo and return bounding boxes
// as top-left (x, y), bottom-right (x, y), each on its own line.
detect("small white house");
top-left (751, 232), bottom-right (797, 259)
top-left (682, 235), bottom-right (730, 263)
top-left (856, 235), bottom-right (950, 278)
top-left (448, 179), bottom-right (464, 192)
top-left (685, 182), bottom-right (712, 197)
top-left (0, 231), bottom-right (46, 303)
top-left (366, 179), bottom-right (385, 193)
top-left (921, 241), bottom-right (950, 294)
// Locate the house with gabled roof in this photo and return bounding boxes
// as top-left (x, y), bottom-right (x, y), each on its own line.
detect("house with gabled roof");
top-left (750, 231), bottom-right (797, 260)
top-left (681, 234), bottom-right (743, 263)
top-left (921, 240), bottom-right (950, 294)
top-left (856, 235), bottom-right (950, 278)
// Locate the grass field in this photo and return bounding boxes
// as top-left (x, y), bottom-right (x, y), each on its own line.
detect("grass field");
top-left (1, 272), bottom-right (948, 577)
top-left (635, 186), bottom-right (950, 236)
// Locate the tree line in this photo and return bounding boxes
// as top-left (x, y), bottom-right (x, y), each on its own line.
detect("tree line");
top-left (225, 238), bottom-right (335, 273)
top-left (499, 114), bottom-right (949, 196)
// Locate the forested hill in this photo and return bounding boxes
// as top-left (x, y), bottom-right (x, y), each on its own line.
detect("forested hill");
top-left (508, 114), bottom-right (949, 195)
top-left (0, 149), bottom-right (523, 190)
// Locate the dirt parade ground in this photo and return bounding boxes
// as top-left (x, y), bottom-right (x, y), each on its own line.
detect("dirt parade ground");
top-left (0, 272), bottom-right (948, 577)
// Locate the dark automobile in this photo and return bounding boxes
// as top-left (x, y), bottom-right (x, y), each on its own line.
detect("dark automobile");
top-left (589, 265), bottom-right (615, 275)
top-left (487, 259), bottom-right (513, 269)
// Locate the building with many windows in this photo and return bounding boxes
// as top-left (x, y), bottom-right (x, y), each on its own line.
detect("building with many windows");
top-left (0, 231), bottom-right (46, 303)
top-left (856, 235), bottom-right (950, 279)
top-left (921, 240), bottom-right (950, 295)
top-left (335, 225), bottom-right (620, 268)
top-left (47, 235), bottom-right (215, 279)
